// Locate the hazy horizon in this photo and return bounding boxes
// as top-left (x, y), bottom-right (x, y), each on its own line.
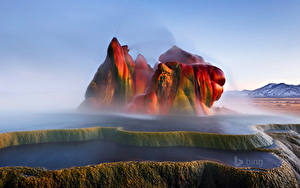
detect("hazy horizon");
top-left (1, 0), bottom-right (299, 111)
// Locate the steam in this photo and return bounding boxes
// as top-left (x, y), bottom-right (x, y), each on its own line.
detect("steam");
top-left (0, 6), bottom-right (176, 112)
top-left (0, 68), bottom-right (85, 112)
top-left (214, 94), bottom-right (269, 115)
top-left (127, 27), bottom-right (176, 66)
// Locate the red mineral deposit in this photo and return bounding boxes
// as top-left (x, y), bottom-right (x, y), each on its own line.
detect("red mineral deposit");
top-left (80, 38), bottom-right (225, 115)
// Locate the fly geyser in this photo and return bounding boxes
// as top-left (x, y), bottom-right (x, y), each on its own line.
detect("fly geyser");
top-left (80, 38), bottom-right (225, 114)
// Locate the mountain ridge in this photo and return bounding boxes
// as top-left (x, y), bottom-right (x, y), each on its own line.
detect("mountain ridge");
top-left (226, 83), bottom-right (300, 98)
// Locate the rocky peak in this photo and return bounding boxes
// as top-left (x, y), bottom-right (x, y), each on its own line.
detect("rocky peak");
top-left (135, 54), bottom-right (149, 69)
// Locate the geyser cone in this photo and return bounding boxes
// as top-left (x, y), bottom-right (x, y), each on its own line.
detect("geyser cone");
top-left (80, 38), bottom-right (134, 110)
top-left (127, 46), bottom-right (225, 115)
top-left (80, 38), bottom-right (225, 115)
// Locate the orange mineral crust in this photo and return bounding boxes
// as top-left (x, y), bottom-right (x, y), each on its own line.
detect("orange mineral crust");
top-left (80, 38), bottom-right (135, 109)
top-left (80, 38), bottom-right (225, 114)
top-left (127, 62), bottom-right (225, 115)
top-left (134, 54), bottom-right (154, 95)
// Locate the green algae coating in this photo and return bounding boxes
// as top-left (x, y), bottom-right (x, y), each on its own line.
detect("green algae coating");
top-left (0, 160), bottom-right (297, 188)
top-left (0, 124), bottom-right (299, 187)
top-left (0, 127), bottom-right (273, 151)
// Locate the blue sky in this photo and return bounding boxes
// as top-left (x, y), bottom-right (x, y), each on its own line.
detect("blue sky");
top-left (0, 0), bottom-right (300, 110)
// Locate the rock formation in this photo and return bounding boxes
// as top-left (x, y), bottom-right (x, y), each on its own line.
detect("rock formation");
top-left (127, 46), bottom-right (225, 115)
top-left (80, 38), bottom-right (153, 110)
top-left (80, 38), bottom-right (134, 109)
top-left (80, 38), bottom-right (225, 114)
top-left (133, 54), bottom-right (153, 95)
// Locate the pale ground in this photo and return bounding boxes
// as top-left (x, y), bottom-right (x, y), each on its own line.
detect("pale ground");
top-left (251, 98), bottom-right (300, 116)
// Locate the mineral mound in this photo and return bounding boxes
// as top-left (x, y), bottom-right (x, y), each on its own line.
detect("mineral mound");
top-left (80, 38), bottom-right (225, 114)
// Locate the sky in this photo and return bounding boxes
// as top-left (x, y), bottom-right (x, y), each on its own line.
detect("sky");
top-left (0, 0), bottom-right (300, 111)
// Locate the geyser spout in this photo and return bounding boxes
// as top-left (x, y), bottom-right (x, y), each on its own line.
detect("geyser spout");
top-left (80, 38), bottom-right (225, 115)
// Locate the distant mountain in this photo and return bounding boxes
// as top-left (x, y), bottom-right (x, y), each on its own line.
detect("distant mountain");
top-left (226, 83), bottom-right (300, 98)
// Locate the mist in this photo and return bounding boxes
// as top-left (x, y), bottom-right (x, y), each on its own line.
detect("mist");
top-left (0, 1), bottom-right (177, 112)
top-left (1, 1), bottom-right (300, 112)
